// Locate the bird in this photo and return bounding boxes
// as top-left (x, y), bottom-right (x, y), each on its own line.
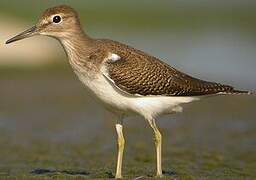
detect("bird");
top-left (6, 5), bottom-right (253, 179)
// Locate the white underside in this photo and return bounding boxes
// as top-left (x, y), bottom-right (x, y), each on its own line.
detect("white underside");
top-left (62, 40), bottom-right (200, 120)
top-left (75, 71), bottom-right (199, 120)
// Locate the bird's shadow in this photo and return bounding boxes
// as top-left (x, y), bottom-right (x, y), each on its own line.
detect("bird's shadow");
top-left (30, 168), bottom-right (90, 176)
top-left (30, 168), bottom-right (176, 178)
top-left (163, 170), bottom-right (177, 176)
top-left (146, 170), bottom-right (177, 178)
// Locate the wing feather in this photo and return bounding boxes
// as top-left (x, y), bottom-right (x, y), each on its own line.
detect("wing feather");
top-left (95, 39), bottom-right (246, 96)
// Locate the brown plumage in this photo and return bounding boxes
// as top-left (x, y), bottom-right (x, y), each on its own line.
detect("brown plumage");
top-left (88, 39), bottom-right (248, 96)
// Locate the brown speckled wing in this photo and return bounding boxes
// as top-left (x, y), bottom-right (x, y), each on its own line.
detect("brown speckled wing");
top-left (97, 39), bottom-right (243, 96)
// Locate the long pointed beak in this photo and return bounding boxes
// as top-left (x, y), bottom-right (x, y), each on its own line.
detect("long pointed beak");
top-left (6, 26), bottom-right (37, 44)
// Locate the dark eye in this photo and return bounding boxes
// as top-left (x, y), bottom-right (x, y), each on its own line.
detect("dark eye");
top-left (53, 15), bottom-right (61, 23)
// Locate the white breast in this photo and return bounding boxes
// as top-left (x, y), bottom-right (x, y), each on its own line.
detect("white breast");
top-left (61, 40), bottom-right (199, 119)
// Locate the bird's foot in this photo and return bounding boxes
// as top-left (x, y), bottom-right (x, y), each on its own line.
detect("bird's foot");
top-left (155, 173), bottom-right (164, 178)
top-left (115, 175), bottom-right (122, 179)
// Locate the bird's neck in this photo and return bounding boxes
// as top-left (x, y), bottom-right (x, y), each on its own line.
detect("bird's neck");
top-left (60, 30), bottom-right (94, 55)
top-left (59, 31), bottom-right (95, 69)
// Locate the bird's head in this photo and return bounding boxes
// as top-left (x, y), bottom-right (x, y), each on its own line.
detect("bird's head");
top-left (6, 5), bottom-right (82, 44)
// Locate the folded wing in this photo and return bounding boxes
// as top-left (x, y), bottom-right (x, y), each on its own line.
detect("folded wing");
top-left (97, 39), bottom-right (248, 96)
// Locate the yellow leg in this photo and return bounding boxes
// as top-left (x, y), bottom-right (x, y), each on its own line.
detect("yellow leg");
top-left (148, 118), bottom-right (163, 177)
top-left (115, 123), bottom-right (125, 179)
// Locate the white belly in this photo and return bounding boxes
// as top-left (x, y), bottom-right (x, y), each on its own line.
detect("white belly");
top-left (75, 72), bottom-right (199, 119)
top-left (63, 39), bottom-right (199, 119)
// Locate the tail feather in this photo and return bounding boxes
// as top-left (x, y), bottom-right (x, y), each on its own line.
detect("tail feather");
top-left (202, 81), bottom-right (254, 95)
top-left (222, 89), bottom-right (255, 95)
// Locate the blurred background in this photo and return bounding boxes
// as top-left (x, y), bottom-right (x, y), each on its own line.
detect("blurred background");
top-left (0, 0), bottom-right (256, 179)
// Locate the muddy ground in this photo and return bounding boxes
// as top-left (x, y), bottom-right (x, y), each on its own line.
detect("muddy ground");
top-left (0, 68), bottom-right (255, 179)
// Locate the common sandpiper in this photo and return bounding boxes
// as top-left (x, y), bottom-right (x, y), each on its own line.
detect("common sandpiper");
top-left (6, 5), bottom-right (253, 179)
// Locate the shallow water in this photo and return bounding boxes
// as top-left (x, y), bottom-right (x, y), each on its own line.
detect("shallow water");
top-left (0, 69), bottom-right (255, 179)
